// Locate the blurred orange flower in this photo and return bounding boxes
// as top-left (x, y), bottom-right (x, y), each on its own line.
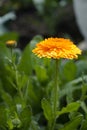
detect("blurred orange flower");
top-left (32, 38), bottom-right (82, 59)
top-left (6, 40), bottom-right (17, 48)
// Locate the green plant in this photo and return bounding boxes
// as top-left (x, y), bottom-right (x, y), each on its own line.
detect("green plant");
top-left (0, 35), bottom-right (87, 130)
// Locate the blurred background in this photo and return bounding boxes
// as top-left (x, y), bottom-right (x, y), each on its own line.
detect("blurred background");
top-left (0, 0), bottom-right (85, 49)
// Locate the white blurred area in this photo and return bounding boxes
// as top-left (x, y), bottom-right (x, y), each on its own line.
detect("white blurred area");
top-left (0, 12), bottom-right (16, 35)
top-left (73, 0), bottom-right (87, 50)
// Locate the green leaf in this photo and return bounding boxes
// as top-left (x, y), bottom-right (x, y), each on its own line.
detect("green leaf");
top-left (59, 115), bottom-right (83, 130)
top-left (0, 32), bottom-right (19, 42)
top-left (56, 102), bottom-right (80, 117)
top-left (35, 65), bottom-right (48, 82)
top-left (18, 43), bottom-right (32, 75)
top-left (80, 83), bottom-right (87, 101)
top-left (65, 75), bottom-right (87, 86)
top-left (20, 106), bottom-right (32, 129)
top-left (28, 79), bottom-right (42, 109)
top-left (60, 75), bottom-right (87, 98)
top-left (29, 35), bottom-right (43, 70)
top-left (0, 43), bottom-right (12, 91)
top-left (29, 120), bottom-right (40, 130)
top-left (7, 111), bottom-right (21, 129)
top-left (0, 42), bottom-right (10, 63)
top-left (0, 88), bottom-right (13, 107)
top-left (76, 60), bottom-right (87, 77)
top-left (29, 120), bottom-right (41, 130)
top-left (0, 105), bottom-right (7, 128)
top-left (41, 98), bottom-right (53, 122)
top-left (7, 119), bottom-right (14, 130)
top-left (17, 73), bottom-right (29, 89)
top-left (80, 101), bottom-right (87, 113)
top-left (29, 35), bottom-right (43, 50)
top-left (63, 61), bottom-right (77, 81)
top-left (80, 120), bottom-right (87, 130)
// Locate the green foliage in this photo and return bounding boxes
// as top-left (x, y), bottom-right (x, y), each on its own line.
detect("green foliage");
top-left (80, 119), bottom-right (87, 130)
top-left (56, 102), bottom-right (80, 117)
top-left (0, 32), bottom-right (19, 43)
top-left (59, 115), bottom-right (83, 130)
top-left (63, 60), bottom-right (77, 81)
top-left (0, 34), bottom-right (87, 130)
top-left (18, 43), bottom-right (32, 75)
top-left (41, 98), bottom-right (53, 122)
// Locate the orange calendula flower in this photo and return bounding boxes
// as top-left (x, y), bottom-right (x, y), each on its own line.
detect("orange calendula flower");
top-left (6, 40), bottom-right (17, 48)
top-left (32, 38), bottom-right (82, 59)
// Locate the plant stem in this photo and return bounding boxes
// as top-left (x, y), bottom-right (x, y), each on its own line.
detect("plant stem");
top-left (24, 79), bottom-right (29, 102)
top-left (15, 69), bottom-right (23, 100)
top-left (51, 59), bottom-right (59, 130)
top-left (10, 48), bottom-right (23, 100)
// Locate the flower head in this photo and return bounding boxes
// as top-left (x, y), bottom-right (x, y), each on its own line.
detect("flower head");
top-left (32, 38), bottom-right (82, 59)
top-left (6, 40), bottom-right (17, 48)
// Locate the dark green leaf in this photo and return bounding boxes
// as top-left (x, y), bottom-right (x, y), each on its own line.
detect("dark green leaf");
top-left (29, 120), bottom-right (40, 130)
top-left (0, 89), bottom-right (13, 107)
top-left (20, 106), bottom-right (32, 129)
top-left (0, 32), bottom-right (19, 42)
top-left (18, 43), bottom-right (32, 75)
top-left (80, 101), bottom-right (87, 113)
top-left (35, 65), bottom-right (48, 82)
top-left (29, 35), bottom-right (43, 70)
top-left (56, 102), bottom-right (80, 117)
top-left (80, 120), bottom-right (87, 130)
top-left (41, 98), bottom-right (53, 122)
top-left (76, 60), bottom-right (87, 77)
top-left (59, 115), bottom-right (83, 130)
top-left (0, 105), bottom-right (7, 128)
top-left (63, 61), bottom-right (77, 81)
top-left (7, 111), bottom-right (21, 129)
top-left (29, 35), bottom-right (43, 50)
